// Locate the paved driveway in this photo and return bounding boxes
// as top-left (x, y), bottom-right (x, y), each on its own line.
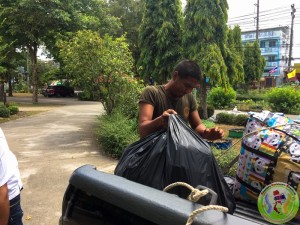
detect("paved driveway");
top-left (2, 96), bottom-right (118, 225)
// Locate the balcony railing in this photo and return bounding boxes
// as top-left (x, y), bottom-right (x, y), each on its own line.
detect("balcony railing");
top-left (260, 47), bottom-right (279, 53)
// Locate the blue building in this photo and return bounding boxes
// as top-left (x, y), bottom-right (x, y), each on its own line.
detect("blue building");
top-left (241, 27), bottom-right (289, 87)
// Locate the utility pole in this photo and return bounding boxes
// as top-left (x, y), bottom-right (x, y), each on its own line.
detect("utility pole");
top-left (255, 0), bottom-right (259, 40)
top-left (288, 4), bottom-right (296, 72)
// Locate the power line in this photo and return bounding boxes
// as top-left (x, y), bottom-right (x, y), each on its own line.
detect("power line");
top-left (228, 7), bottom-right (292, 22)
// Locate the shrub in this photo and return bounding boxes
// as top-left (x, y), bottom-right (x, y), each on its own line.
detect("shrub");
top-left (78, 91), bottom-right (93, 101)
top-left (97, 112), bottom-right (139, 158)
top-left (216, 112), bottom-right (249, 126)
top-left (198, 105), bottom-right (215, 119)
top-left (0, 103), bottom-right (10, 118)
top-left (207, 87), bottom-right (236, 109)
top-left (266, 86), bottom-right (300, 114)
top-left (13, 80), bottom-right (28, 93)
top-left (215, 112), bottom-right (235, 124)
top-left (233, 114), bottom-right (249, 126)
top-left (6, 102), bottom-right (19, 115)
top-left (114, 77), bottom-right (144, 119)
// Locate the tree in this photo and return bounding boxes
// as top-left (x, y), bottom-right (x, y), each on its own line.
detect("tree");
top-left (137, 0), bottom-right (183, 84)
top-left (225, 25), bottom-right (244, 87)
top-left (37, 60), bottom-right (60, 87)
top-left (0, 36), bottom-right (24, 98)
top-left (183, 0), bottom-right (229, 119)
top-left (108, 0), bottom-right (144, 69)
top-left (59, 30), bottom-right (134, 114)
top-left (243, 41), bottom-right (266, 92)
top-left (0, 37), bottom-right (7, 75)
top-left (0, 0), bottom-right (120, 103)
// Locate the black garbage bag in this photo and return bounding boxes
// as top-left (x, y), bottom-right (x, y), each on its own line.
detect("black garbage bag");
top-left (114, 114), bottom-right (236, 213)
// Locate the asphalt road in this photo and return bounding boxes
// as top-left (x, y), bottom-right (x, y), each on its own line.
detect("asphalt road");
top-left (2, 96), bottom-right (118, 225)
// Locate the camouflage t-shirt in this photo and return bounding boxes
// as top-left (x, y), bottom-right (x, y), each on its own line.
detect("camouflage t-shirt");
top-left (139, 85), bottom-right (197, 122)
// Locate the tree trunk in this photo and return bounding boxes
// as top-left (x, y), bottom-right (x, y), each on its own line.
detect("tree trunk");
top-left (28, 44), bottom-right (38, 103)
top-left (8, 79), bottom-right (13, 97)
top-left (200, 75), bottom-right (208, 119)
top-left (0, 82), bottom-right (4, 104)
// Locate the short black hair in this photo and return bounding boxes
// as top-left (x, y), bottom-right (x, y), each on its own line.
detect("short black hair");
top-left (174, 59), bottom-right (202, 82)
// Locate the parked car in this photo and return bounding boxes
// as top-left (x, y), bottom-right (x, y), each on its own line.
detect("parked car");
top-left (43, 85), bottom-right (74, 97)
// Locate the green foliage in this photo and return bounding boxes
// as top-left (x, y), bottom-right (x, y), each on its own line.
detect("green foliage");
top-left (38, 60), bottom-right (61, 87)
top-left (202, 120), bottom-right (215, 129)
top-left (108, 0), bottom-right (144, 66)
top-left (198, 105), bottom-right (215, 119)
top-left (6, 102), bottom-right (19, 115)
top-left (0, 0), bottom-right (121, 102)
top-left (207, 87), bottom-right (236, 109)
top-left (97, 112), bottom-right (139, 158)
top-left (137, 0), bottom-right (183, 84)
top-left (77, 91), bottom-right (94, 101)
top-left (216, 112), bottom-right (249, 126)
top-left (216, 112), bottom-right (234, 124)
top-left (236, 94), bottom-right (266, 102)
top-left (243, 41), bottom-right (266, 91)
top-left (115, 78), bottom-right (144, 119)
top-left (225, 25), bottom-right (244, 86)
top-left (0, 103), bottom-right (10, 118)
top-left (59, 30), bottom-right (135, 115)
top-left (266, 86), bottom-right (300, 114)
top-left (212, 147), bottom-right (238, 177)
top-left (183, 0), bottom-right (229, 118)
top-left (13, 80), bottom-right (28, 93)
top-left (233, 114), bottom-right (249, 126)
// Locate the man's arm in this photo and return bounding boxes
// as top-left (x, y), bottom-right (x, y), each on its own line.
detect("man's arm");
top-left (189, 110), bottom-right (224, 140)
top-left (0, 183), bottom-right (9, 225)
top-left (138, 103), bottom-right (176, 138)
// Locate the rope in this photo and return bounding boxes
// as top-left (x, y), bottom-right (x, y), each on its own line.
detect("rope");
top-left (186, 205), bottom-right (228, 225)
top-left (163, 182), bottom-right (228, 225)
top-left (163, 182), bottom-right (209, 202)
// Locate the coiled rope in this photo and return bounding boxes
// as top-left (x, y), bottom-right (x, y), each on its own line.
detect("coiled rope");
top-left (163, 182), bottom-right (228, 225)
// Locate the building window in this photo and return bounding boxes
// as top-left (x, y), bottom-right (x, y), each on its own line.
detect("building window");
top-left (260, 41), bottom-right (265, 48)
top-left (269, 40), bottom-right (276, 47)
top-left (268, 56), bottom-right (276, 61)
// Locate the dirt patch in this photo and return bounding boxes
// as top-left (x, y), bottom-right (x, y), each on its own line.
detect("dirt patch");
top-left (18, 105), bottom-right (62, 112)
top-left (0, 104), bottom-right (62, 124)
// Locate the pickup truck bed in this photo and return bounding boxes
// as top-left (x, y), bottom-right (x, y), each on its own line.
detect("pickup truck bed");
top-left (60, 165), bottom-right (298, 225)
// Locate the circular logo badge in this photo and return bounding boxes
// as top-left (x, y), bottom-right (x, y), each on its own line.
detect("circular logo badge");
top-left (258, 182), bottom-right (299, 224)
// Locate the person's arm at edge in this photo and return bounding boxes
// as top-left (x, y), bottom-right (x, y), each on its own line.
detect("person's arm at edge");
top-left (0, 183), bottom-right (9, 225)
top-left (138, 103), bottom-right (177, 138)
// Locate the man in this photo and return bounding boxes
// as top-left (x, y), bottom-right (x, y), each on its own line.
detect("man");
top-left (0, 128), bottom-right (23, 225)
top-left (138, 59), bottom-right (224, 140)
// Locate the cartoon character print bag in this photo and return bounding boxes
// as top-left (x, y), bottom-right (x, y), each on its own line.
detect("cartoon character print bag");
top-left (233, 111), bottom-right (300, 213)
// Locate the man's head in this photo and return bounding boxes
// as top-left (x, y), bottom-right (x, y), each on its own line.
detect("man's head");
top-left (174, 59), bottom-right (202, 82)
top-left (166, 60), bottom-right (201, 99)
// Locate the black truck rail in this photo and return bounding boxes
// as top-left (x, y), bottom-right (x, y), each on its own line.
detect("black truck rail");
top-left (60, 164), bottom-right (261, 225)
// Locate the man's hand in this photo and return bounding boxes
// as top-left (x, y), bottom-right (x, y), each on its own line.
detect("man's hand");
top-left (160, 109), bottom-right (177, 128)
top-left (203, 127), bottom-right (224, 141)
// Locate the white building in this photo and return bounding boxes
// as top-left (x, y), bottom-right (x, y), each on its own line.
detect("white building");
top-left (241, 26), bottom-right (289, 87)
